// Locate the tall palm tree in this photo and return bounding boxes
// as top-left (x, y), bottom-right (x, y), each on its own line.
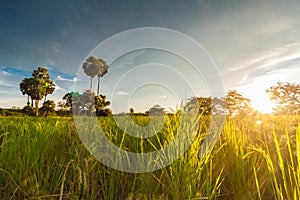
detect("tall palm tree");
top-left (82, 56), bottom-right (101, 90)
top-left (96, 58), bottom-right (108, 95)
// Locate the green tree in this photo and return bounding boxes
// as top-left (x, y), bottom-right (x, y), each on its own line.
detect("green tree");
top-left (266, 81), bottom-right (300, 114)
top-left (186, 96), bottom-right (212, 115)
top-left (32, 67), bottom-right (55, 102)
top-left (225, 90), bottom-right (252, 116)
top-left (22, 105), bottom-right (35, 116)
top-left (19, 67), bottom-right (55, 116)
top-left (95, 94), bottom-right (111, 116)
top-left (39, 100), bottom-right (56, 116)
top-left (20, 78), bottom-right (36, 106)
top-left (148, 104), bottom-right (165, 116)
top-left (62, 91), bottom-right (81, 111)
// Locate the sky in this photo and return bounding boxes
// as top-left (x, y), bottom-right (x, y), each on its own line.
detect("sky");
top-left (1, 0), bottom-right (300, 113)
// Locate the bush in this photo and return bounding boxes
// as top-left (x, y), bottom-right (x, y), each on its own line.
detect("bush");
top-left (23, 106), bottom-right (35, 116)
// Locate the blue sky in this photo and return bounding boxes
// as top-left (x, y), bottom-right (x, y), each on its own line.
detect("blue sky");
top-left (1, 0), bottom-right (300, 113)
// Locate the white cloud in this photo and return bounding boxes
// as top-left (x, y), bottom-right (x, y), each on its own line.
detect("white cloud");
top-left (0, 70), bottom-right (10, 76)
top-left (222, 42), bottom-right (300, 87)
top-left (56, 75), bottom-right (80, 83)
top-left (45, 58), bottom-right (56, 66)
top-left (0, 80), bottom-right (16, 87)
top-left (56, 75), bottom-right (71, 81)
top-left (116, 91), bottom-right (129, 96)
top-left (50, 42), bottom-right (62, 53)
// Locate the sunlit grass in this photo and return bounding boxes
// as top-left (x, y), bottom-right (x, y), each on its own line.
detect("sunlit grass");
top-left (0, 115), bottom-right (299, 199)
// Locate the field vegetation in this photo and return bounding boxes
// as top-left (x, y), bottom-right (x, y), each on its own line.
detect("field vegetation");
top-left (0, 115), bottom-right (299, 199)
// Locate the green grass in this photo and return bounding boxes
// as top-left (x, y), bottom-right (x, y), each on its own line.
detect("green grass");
top-left (0, 115), bottom-right (299, 199)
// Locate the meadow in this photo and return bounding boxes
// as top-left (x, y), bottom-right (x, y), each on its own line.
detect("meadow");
top-left (0, 115), bottom-right (300, 200)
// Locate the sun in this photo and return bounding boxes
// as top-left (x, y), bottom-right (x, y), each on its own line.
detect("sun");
top-left (236, 78), bottom-right (277, 114)
top-left (250, 94), bottom-right (276, 114)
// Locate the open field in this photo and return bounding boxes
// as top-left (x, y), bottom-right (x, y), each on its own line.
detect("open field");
top-left (0, 115), bottom-right (300, 199)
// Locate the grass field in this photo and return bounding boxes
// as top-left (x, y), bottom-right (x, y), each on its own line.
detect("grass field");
top-left (0, 115), bottom-right (300, 199)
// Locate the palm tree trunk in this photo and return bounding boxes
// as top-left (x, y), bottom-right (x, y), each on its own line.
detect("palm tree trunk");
top-left (31, 98), bottom-right (33, 107)
top-left (44, 95), bottom-right (47, 103)
top-left (27, 95), bottom-right (30, 106)
top-left (35, 99), bottom-right (39, 116)
top-left (97, 76), bottom-right (100, 95)
top-left (90, 77), bottom-right (93, 89)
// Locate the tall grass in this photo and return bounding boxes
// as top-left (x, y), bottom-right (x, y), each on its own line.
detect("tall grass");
top-left (0, 115), bottom-right (299, 199)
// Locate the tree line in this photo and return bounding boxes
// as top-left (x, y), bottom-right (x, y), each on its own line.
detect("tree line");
top-left (17, 56), bottom-right (111, 116)
top-left (1, 55), bottom-right (299, 117)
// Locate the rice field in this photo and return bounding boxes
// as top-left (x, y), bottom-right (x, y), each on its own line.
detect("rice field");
top-left (0, 115), bottom-right (300, 199)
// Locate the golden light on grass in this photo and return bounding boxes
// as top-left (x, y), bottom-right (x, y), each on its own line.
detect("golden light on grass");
top-left (256, 120), bottom-right (263, 125)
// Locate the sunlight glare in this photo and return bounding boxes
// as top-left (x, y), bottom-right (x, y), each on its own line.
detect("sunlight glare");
top-left (256, 120), bottom-right (263, 125)
top-left (236, 76), bottom-right (277, 114)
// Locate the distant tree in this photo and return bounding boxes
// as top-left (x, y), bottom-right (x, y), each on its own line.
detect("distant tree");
top-left (80, 89), bottom-right (96, 114)
top-left (148, 104), bottom-right (165, 116)
top-left (129, 108), bottom-right (134, 115)
top-left (39, 100), bottom-right (56, 116)
top-left (70, 90), bottom-right (111, 116)
top-left (211, 97), bottom-right (226, 115)
top-left (266, 81), bottom-right (300, 115)
top-left (186, 96), bottom-right (212, 115)
top-left (95, 94), bottom-right (111, 116)
top-left (58, 101), bottom-right (68, 111)
top-left (225, 90), bottom-right (252, 116)
top-left (62, 91), bottom-right (81, 111)
top-left (20, 67), bottom-right (55, 116)
top-left (22, 105), bottom-right (35, 116)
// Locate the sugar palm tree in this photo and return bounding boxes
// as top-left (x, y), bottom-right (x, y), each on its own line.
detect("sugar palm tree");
top-left (96, 58), bottom-right (108, 95)
top-left (82, 56), bottom-right (109, 94)
top-left (82, 56), bottom-right (101, 90)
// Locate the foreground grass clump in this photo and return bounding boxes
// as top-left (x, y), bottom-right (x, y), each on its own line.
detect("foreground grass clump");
top-left (0, 115), bottom-right (299, 199)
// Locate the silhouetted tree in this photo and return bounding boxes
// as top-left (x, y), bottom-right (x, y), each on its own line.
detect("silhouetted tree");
top-left (186, 96), bottom-right (212, 115)
top-left (129, 108), bottom-right (134, 115)
top-left (211, 97), bottom-right (226, 115)
top-left (225, 90), bottom-right (252, 116)
top-left (148, 104), bottom-right (165, 116)
top-left (266, 81), bottom-right (300, 114)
